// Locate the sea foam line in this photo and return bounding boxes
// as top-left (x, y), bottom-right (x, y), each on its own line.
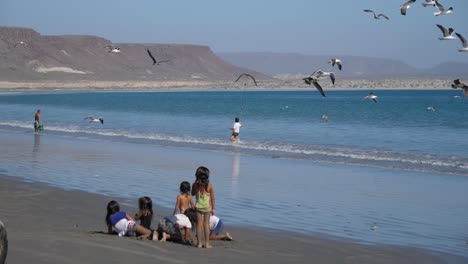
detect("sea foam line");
top-left (1, 121), bottom-right (467, 172)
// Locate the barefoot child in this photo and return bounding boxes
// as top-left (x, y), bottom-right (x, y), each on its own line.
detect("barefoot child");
top-left (157, 208), bottom-right (197, 243)
top-left (105, 200), bottom-right (157, 240)
top-left (134, 196), bottom-right (153, 235)
top-left (229, 117), bottom-right (242, 141)
top-left (191, 166), bottom-right (215, 248)
top-left (173, 181), bottom-right (194, 215)
top-left (210, 215), bottom-right (233, 241)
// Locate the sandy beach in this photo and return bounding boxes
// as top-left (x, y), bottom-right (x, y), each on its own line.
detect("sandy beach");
top-left (0, 176), bottom-right (465, 264)
top-left (0, 78), bottom-right (456, 92)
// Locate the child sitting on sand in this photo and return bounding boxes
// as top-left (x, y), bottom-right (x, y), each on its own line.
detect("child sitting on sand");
top-left (157, 208), bottom-right (197, 244)
top-left (209, 215), bottom-right (233, 241)
top-left (105, 200), bottom-right (157, 240)
top-left (191, 166), bottom-right (215, 248)
top-left (134, 196), bottom-right (153, 235)
top-left (173, 181), bottom-right (194, 215)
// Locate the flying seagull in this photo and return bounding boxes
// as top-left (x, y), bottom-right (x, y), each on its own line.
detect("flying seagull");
top-left (422, 0), bottom-right (436, 7)
top-left (105, 46), bottom-right (121, 53)
top-left (363, 10), bottom-right (390, 20)
top-left (434, 0), bottom-right (453, 16)
top-left (302, 70), bottom-right (336, 97)
top-left (328, 58), bottom-right (342, 71)
top-left (146, 49), bottom-right (170, 65)
top-left (455, 33), bottom-right (468, 52)
top-left (14, 41), bottom-right (26, 47)
top-left (85, 116), bottom-right (104, 124)
top-left (451, 79), bottom-right (468, 96)
top-left (364, 92), bottom-right (378, 102)
top-left (400, 0), bottom-right (416, 16)
top-left (436, 24), bottom-right (455, 40)
top-left (234, 73), bottom-right (258, 86)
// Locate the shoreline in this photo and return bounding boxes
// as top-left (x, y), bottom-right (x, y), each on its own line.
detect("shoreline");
top-left (0, 79), bottom-right (457, 92)
top-left (1, 176), bottom-right (466, 264)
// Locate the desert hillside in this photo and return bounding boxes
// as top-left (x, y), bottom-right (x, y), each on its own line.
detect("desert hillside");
top-left (0, 27), bottom-right (270, 82)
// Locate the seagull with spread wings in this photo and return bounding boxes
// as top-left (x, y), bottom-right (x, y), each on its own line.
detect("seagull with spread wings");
top-left (84, 116), bottom-right (104, 124)
top-left (364, 92), bottom-right (378, 102)
top-left (422, 0), bottom-right (436, 7)
top-left (436, 24), bottom-right (456, 40)
top-left (364, 9), bottom-right (390, 20)
top-left (234, 73), bottom-right (258, 86)
top-left (302, 70), bottom-right (336, 97)
top-left (146, 49), bottom-right (170, 65)
top-left (451, 79), bottom-right (468, 96)
top-left (328, 58), bottom-right (342, 71)
top-left (434, 0), bottom-right (453, 16)
top-left (400, 0), bottom-right (416, 16)
top-left (455, 33), bottom-right (468, 52)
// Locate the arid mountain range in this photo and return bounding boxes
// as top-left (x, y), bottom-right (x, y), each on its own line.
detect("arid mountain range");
top-left (218, 52), bottom-right (468, 79)
top-left (0, 27), bottom-right (268, 82)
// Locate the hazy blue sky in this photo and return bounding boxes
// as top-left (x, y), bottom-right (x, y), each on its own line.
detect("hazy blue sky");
top-left (1, 0), bottom-right (467, 67)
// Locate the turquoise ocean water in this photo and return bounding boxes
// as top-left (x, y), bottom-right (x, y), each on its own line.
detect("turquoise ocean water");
top-left (0, 90), bottom-right (467, 257)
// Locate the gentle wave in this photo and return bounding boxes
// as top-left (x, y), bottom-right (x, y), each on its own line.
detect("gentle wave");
top-left (1, 120), bottom-right (467, 175)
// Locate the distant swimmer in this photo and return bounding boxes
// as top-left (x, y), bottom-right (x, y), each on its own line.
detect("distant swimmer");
top-left (34, 109), bottom-right (41, 133)
top-left (363, 9), bottom-right (390, 20)
top-left (234, 73), bottom-right (258, 86)
top-left (328, 58), bottom-right (342, 71)
top-left (364, 92), bottom-right (378, 102)
top-left (229, 117), bottom-right (242, 141)
top-left (451, 79), bottom-right (468, 96)
top-left (321, 114), bottom-right (329, 122)
top-left (146, 49), bottom-right (170, 65)
top-left (85, 116), bottom-right (104, 124)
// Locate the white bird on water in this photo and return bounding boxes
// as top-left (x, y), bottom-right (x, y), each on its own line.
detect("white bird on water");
top-left (426, 106), bottom-right (436, 112)
top-left (85, 116), bottom-right (104, 124)
top-left (328, 58), bottom-right (342, 71)
top-left (434, 0), bottom-right (453, 16)
top-left (455, 33), bottom-right (468, 52)
top-left (436, 24), bottom-right (455, 40)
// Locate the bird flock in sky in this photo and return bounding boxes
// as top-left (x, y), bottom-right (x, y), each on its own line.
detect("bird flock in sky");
top-left (299, 0), bottom-right (467, 98)
top-left (10, 0), bottom-right (467, 100)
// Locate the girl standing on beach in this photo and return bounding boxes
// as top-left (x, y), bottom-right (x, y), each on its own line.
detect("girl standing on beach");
top-left (191, 166), bottom-right (215, 248)
top-left (173, 181), bottom-right (194, 215)
top-left (105, 200), bottom-right (157, 240)
top-left (134, 196), bottom-right (153, 234)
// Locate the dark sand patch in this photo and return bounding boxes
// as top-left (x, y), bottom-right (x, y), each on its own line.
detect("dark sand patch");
top-left (0, 177), bottom-right (465, 264)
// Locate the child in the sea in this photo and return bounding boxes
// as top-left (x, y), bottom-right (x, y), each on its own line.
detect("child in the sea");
top-left (105, 200), bottom-right (157, 240)
top-left (157, 208), bottom-right (198, 244)
top-left (229, 117), bottom-right (242, 141)
top-left (191, 166), bottom-right (215, 248)
top-left (134, 196), bottom-right (153, 235)
top-left (209, 215), bottom-right (233, 241)
top-left (173, 181), bottom-right (194, 215)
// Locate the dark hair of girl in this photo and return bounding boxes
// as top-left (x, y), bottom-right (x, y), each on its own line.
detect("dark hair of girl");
top-left (105, 200), bottom-right (120, 225)
top-left (180, 181), bottom-right (191, 194)
top-left (195, 166), bottom-right (210, 185)
top-left (138, 196), bottom-right (153, 216)
top-left (183, 208), bottom-right (198, 226)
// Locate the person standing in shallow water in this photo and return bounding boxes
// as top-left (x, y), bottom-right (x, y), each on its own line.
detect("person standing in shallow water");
top-left (34, 110), bottom-right (41, 133)
top-left (229, 117), bottom-right (242, 141)
top-left (192, 166), bottom-right (215, 248)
